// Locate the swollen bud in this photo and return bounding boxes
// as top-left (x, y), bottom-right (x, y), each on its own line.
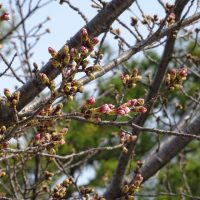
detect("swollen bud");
top-left (0, 12), bottom-right (10, 21)
top-left (4, 88), bottom-right (11, 98)
top-left (48, 47), bottom-right (57, 57)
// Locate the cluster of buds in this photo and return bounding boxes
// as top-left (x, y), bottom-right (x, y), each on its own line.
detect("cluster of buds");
top-left (186, 53), bottom-right (200, 64)
top-left (47, 28), bottom-right (100, 100)
top-left (81, 98), bottom-right (147, 119)
top-left (84, 64), bottom-right (102, 80)
top-left (0, 4), bottom-right (9, 21)
top-left (122, 161), bottom-right (144, 199)
top-left (165, 3), bottom-right (174, 13)
top-left (44, 170), bottom-right (54, 180)
top-left (35, 105), bottom-right (68, 151)
top-left (38, 73), bottom-right (56, 97)
top-left (62, 80), bottom-right (84, 101)
top-left (121, 68), bottom-right (141, 88)
top-left (80, 186), bottom-right (94, 198)
top-left (141, 14), bottom-right (158, 25)
top-left (35, 128), bottom-right (67, 147)
top-left (90, 51), bottom-right (103, 60)
top-left (91, 194), bottom-right (106, 200)
top-left (165, 67), bottom-right (188, 90)
top-left (80, 188), bottom-right (105, 200)
top-left (119, 132), bottom-right (137, 144)
top-left (48, 28), bottom-right (100, 75)
top-left (36, 106), bottom-right (58, 135)
top-left (166, 12), bottom-right (176, 25)
top-left (110, 28), bottom-right (121, 39)
top-left (3, 89), bottom-right (20, 109)
top-left (51, 177), bottom-right (73, 199)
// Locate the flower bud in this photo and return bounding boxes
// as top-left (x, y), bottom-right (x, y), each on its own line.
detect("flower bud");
top-left (86, 97), bottom-right (95, 105)
top-left (91, 37), bottom-right (99, 45)
top-left (122, 185), bottom-right (129, 193)
top-left (78, 85), bottom-right (84, 93)
top-left (49, 81), bottom-right (56, 92)
top-left (48, 47), bottom-right (57, 57)
top-left (63, 44), bottom-right (69, 55)
top-left (4, 88), bottom-right (11, 98)
top-left (67, 95), bottom-right (74, 101)
top-left (80, 46), bottom-right (89, 55)
top-left (81, 28), bottom-right (88, 38)
top-left (0, 12), bottom-right (9, 21)
top-left (93, 64), bottom-right (102, 71)
top-left (131, 16), bottom-right (138, 26)
top-left (88, 73), bottom-right (95, 80)
top-left (50, 58), bottom-right (61, 69)
top-left (137, 98), bottom-right (144, 105)
top-left (39, 73), bottom-right (50, 85)
top-left (99, 104), bottom-right (112, 114)
top-left (127, 99), bottom-right (138, 107)
top-left (13, 91), bottom-right (20, 101)
top-left (127, 135), bottom-right (137, 142)
top-left (35, 132), bottom-right (41, 141)
top-left (137, 106), bottom-right (147, 113)
top-left (179, 68), bottom-right (187, 77)
top-left (170, 68), bottom-right (176, 77)
top-left (63, 53), bottom-right (70, 66)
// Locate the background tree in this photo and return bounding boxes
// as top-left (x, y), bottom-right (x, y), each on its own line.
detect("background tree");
top-left (0, 0), bottom-right (200, 199)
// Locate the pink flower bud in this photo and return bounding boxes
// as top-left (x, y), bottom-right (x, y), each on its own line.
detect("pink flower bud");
top-left (81, 28), bottom-right (88, 37)
top-left (135, 173), bottom-right (143, 182)
top-left (86, 97), bottom-right (95, 105)
top-left (116, 106), bottom-right (130, 115)
top-left (0, 12), bottom-right (9, 21)
top-left (127, 99), bottom-right (138, 107)
top-left (91, 37), bottom-right (99, 45)
top-left (169, 12), bottom-right (175, 20)
top-left (35, 133), bottom-right (41, 141)
top-left (99, 104), bottom-right (112, 114)
top-left (80, 46), bottom-right (89, 55)
top-left (116, 108), bottom-right (126, 115)
top-left (3, 88), bottom-right (11, 98)
top-left (179, 68), bottom-right (187, 77)
top-left (120, 132), bottom-right (126, 139)
top-left (138, 106), bottom-right (147, 113)
top-left (108, 104), bottom-right (115, 109)
top-left (48, 47), bottom-right (57, 57)
top-left (170, 68), bottom-right (176, 76)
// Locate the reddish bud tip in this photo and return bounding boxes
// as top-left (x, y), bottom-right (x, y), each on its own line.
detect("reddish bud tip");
top-left (179, 68), bottom-right (188, 77)
top-left (35, 133), bottom-right (41, 141)
top-left (99, 104), bottom-right (112, 114)
top-left (80, 46), bottom-right (89, 55)
top-left (0, 12), bottom-right (9, 21)
top-left (138, 106), bottom-right (147, 113)
top-left (91, 37), bottom-right (99, 45)
top-left (86, 97), bottom-right (95, 105)
top-left (81, 28), bottom-right (88, 37)
top-left (170, 68), bottom-right (176, 76)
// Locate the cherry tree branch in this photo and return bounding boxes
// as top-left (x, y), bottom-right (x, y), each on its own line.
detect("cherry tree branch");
top-left (104, 0), bottom-right (191, 198)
